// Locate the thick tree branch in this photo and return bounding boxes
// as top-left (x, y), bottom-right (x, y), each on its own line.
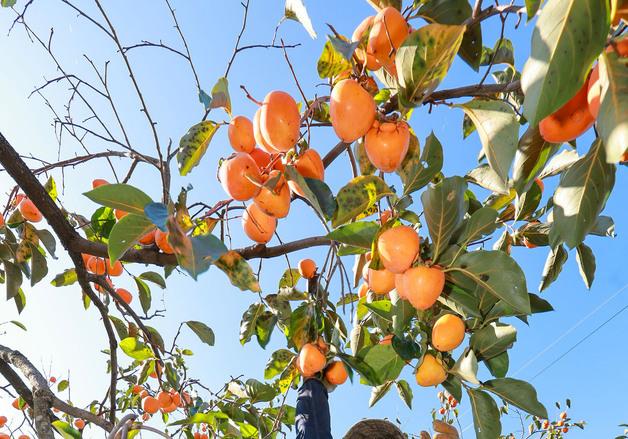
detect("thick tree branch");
top-left (0, 345), bottom-right (114, 435)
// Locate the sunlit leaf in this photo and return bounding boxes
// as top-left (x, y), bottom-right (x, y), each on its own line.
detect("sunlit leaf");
top-left (177, 121), bottom-right (220, 176)
top-left (83, 183), bottom-right (152, 216)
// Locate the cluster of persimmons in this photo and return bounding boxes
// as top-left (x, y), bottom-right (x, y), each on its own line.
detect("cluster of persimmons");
top-left (218, 7), bottom-right (414, 244)
top-left (219, 6), bottom-right (466, 389)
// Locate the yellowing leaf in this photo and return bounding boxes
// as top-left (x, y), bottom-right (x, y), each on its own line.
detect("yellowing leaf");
top-left (177, 121), bottom-right (220, 176)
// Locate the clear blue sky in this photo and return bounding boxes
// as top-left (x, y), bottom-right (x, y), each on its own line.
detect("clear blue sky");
top-left (0, 1), bottom-right (626, 437)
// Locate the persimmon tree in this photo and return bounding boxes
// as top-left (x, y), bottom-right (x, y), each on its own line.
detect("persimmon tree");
top-left (0, 0), bottom-right (625, 438)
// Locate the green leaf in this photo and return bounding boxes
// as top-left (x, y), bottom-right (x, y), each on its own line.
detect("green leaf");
top-left (284, 0), bottom-right (317, 39)
top-left (240, 303), bottom-right (264, 345)
top-left (10, 320), bottom-right (26, 331)
top-left (398, 132), bottom-right (444, 196)
top-left (355, 139), bottom-right (376, 175)
top-left (245, 378), bottom-right (278, 403)
top-left (131, 277), bottom-right (150, 314)
top-left (549, 139), bottom-right (616, 249)
top-left (1, 0), bottom-right (17, 7)
top-left (4, 260), bottom-right (22, 300)
top-left (57, 379), bottom-right (69, 392)
top-left (538, 149), bottom-right (580, 179)
top-left (255, 311), bottom-right (278, 348)
top-left (483, 378), bottom-right (548, 419)
top-left (285, 166), bottom-right (336, 220)
top-left (215, 251), bottom-right (261, 292)
top-left (52, 420), bottom-right (82, 439)
top-left (448, 250), bottom-right (530, 315)
top-left (369, 381), bottom-right (394, 407)
top-left (119, 337), bottom-right (154, 361)
top-left (575, 243), bottom-right (596, 289)
top-left (396, 23), bottom-right (465, 106)
top-left (51, 269), bottom-right (77, 287)
top-left (170, 230), bottom-right (228, 280)
top-left (108, 213), bottom-right (155, 262)
top-left (539, 245), bottom-right (568, 292)
top-left (457, 99), bottom-right (519, 192)
top-left (177, 121), bottom-right (220, 176)
top-left (451, 348), bottom-right (480, 384)
top-left (317, 39), bottom-right (352, 79)
top-left (34, 228), bottom-right (56, 258)
top-left (466, 164), bottom-right (510, 194)
top-left (138, 271), bottom-right (166, 289)
top-left (44, 176), bottom-right (58, 201)
top-left (597, 50), bottom-right (628, 163)
top-left (467, 388), bottom-right (502, 439)
top-left (485, 351), bottom-right (509, 378)
top-left (186, 321), bottom-right (215, 347)
top-left (480, 38), bottom-right (515, 68)
top-left (83, 183), bottom-right (152, 216)
top-left (357, 344), bottom-right (405, 386)
top-left (287, 302), bottom-right (316, 349)
top-left (513, 126), bottom-right (560, 194)
top-left (525, 0), bottom-right (542, 19)
top-left (521, 0), bottom-right (610, 125)
top-left (29, 244), bottom-right (48, 286)
top-left (332, 175), bottom-right (393, 228)
top-left (421, 176), bottom-right (467, 262)
top-left (89, 206), bottom-right (116, 240)
top-left (455, 207), bottom-right (499, 249)
top-left (264, 349), bottom-right (296, 380)
top-left (109, 315), bottom-right (128, 340)
top-left (278, 268), bottom-right (301, 289)
top-left (417, 0), bottom-right (483, 70)
top-left (470, 322), bottom-right (517, 360)
top-left (327, 221), bottom-right (379, 249)
top-left (395, 379), bottom-right (413, 409)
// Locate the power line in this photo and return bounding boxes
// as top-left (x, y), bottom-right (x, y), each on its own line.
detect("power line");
top-left (530, 303), bottom-right (628, 381)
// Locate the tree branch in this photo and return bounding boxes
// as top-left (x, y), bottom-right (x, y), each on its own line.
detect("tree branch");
top-left (0, 345), bottom-right (114, 435)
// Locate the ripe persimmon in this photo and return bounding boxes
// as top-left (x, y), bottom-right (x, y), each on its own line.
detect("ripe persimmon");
top-left (18, 198), bottom-right (43, 223)
top-left (431, 314), bottom-right (465, 352)
top-left (324, 361), bottom-right (348, 385)
top-left (250, 147), bottom-right (272, 170)
top-left (0, 215), bottom-right (4, 228)
top-left (352, 16), bottom-right (379, 70)
top-left (0, 435), bottom-right (9, 439)
top-left (259, 91), bottom-right (301, 152)
top-left (298, 258), bottom-right (317, 279)
top-left (114, 209), bottom-right (128, 220)
top-left (316, 337), bottom-right (329, 354)
top-left (219, 152), bottom-right (262, 201)
top-left (157, 391), bottom-right (173, 408)
top-left (415, 353), bottom-right (447, 387)
top-left (132, 385), bottom-right (143, 395)
top-left (367, 266), bottom-right (395, 294)
top-left (228, 115), bottom-right (256, 153)
top-left (0, 415), bottom-right (6, 427)
top-left (289, 149), bottom-right (325, 197)
top-left (155, 229), bottom-right (174, 254)
top-left (379, 209), bottom-right (392, 224)
top-left (253, 170), bottom-right (291, 218)
top-left (86, 256), bottom-right (106, 275)
top-left (115, 288), bottom-right (132, 305)
top-left (18, 435), bottom-right (29, 439)
top-left (142, 396), bottom-right (160, 414)
top-left (49, 376), bottom-right (56, 383)
top-left (377, 225), bottom-right (420, 274)
top-left (298, 343), bottom-right (326, 377)
top-left (242, 203), bottom-right (277, 244)
top-left (12, 398), bottom-right (25, 410)
top-left (330, 79), bottom-right (376, 142)
top-left (253, 108), bottom-right (278, 154)
top-left (367, 7), bottom-right (409, 73)
top-left (74, 419), bottom-right (85, 429)
top-left (139, 229), bottom-right (156, 245)
top-left (169, 391), bottom-right (181, 407)
top-left (107, 259), bottom-right (123, 276)
top-left (539, 78), bottom-right (595, 143)
top-left (358, 282), bottom-right (369, 298)
top-left (608, 38), bottom-right (628, 56)
top-left (395, 265), bottom-right (445, 310)
top-left (364, 120), bottom-right (410, 172)
top-left (92, 178), bottom-right (109, 188)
